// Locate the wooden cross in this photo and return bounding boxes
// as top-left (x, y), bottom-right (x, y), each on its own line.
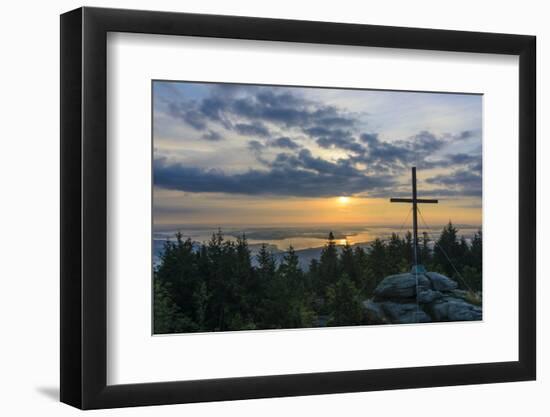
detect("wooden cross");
top-left (390, 167), bottom-right (438, 271)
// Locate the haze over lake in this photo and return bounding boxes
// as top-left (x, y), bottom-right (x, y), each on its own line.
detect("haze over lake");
top-left (154, 224), bottom-right (481, 253)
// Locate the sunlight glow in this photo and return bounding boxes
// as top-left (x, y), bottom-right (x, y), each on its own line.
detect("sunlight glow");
top-left (338, 196), bottom-right (350, 205)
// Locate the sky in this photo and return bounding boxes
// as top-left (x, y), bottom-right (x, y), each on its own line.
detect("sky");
top-left (153, 81), bottom-right (482, 230)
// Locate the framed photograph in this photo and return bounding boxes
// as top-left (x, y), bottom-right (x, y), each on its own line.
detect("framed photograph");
top-left (60, 6), bottom-right (536, 409)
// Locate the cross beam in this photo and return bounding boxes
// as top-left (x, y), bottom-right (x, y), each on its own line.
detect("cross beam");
top-left (390, 167), bottom-right (438, 270)
top-left (390, 198), bottom-right (438, 204)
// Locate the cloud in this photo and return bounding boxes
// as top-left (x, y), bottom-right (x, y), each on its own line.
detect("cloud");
top-left (360, 133), bottom-right (379, 144)
top-left (248, 140), bottom-right (264, 152)
top-left (458, 130), bottom-right (476, 140)
top-left (154, 156), bottom-right (395, 198)
top-left (235, 122), bottom-right (270, 137)
top-left (353, 130), bottom-right (451, 173)
top-left (201, 130), bottom-right (223, 141)
top-left (446, 153), bottom-right (479, 165)
top-left (412, 131), bottom-right (445, 154)
top-left (426, 169), bottom-right (480, 186)
top-left (168, 103), bottom-right (207, 130)
top-left (272, 136), bottom-right (300, 149)
top-left (303, 126), bottom-right (363, 153)
top-left (425, 169), bottom-right (482, 197)
top-left (164, 86), bottom-right (357, 138)
top-left (318, 137), bottom-right (365, 154)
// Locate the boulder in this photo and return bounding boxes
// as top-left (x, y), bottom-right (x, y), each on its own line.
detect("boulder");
top-left (374, 273), bottom-right (430, 299)
top-left (430, 297), bottom-right (482, 321)
top-left (417, 289), bottom-right (443, 304)
top-left (380, 301), bottom-right (431, 324)
top-left (363, 300), bottom-right (389, 324)
top-left (449, 289), bottom-right (471, 301)
top-left (425, 272), bottom-right (458, 291)
top-left (363, 269), bottom-right (481, 324)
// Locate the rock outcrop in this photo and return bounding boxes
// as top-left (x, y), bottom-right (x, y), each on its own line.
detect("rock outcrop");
top-left (364, 269), bottom-right (482, 324)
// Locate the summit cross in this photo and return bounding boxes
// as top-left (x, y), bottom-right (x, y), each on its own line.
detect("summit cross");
top-left (390, 166), bottom-right (438, 272)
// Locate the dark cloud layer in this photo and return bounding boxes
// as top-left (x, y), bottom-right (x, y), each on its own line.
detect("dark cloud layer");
top-left (425, 169), bottom-right (482, 197)
top-left (154, 157), bottom-right (395, 198)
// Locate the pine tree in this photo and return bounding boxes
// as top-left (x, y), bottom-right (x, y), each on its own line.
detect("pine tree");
top-left (255, 244), bottom-right (277, 328)
top-left (153, 279), bottom-right (182, 334)
top-left (340, 241), bottom-right (359, 286)
top-left (420, 231), bottom-right (432, 266)
top-left (353, 246), bottom-right (369, 295)
top-left (366, 238), bottom-right (387, 291)
top-left (155, 232), bottom-right (199, 331)
top-left (387, 233), bottom-right (406, 274)
top-left (471, 229), bottom-right (482, 272)
top-left (458, 236), bottom-right (469, 271)
top-left (277, 246), bottom-right (313, 328)
top-left (434, 221), bottom-right (460, 278)
top-left (234, 234), bottom-right (256, 326)
top-left (326, 274), bottom-right (364, 326)
top-left (403, 231), bottom-right (413, 268)
top-left (319, 232), bottom-right (339, 291)
top-left (280, 246), bottom-right (301, 285)
top-left (206, 229), bottom-right (228, 330)
top-left (257, 243), bottom-right (276, 279)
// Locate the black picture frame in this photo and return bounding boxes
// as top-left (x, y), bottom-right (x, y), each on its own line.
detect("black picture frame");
top-left (60, 6), bottom-right (536, 410)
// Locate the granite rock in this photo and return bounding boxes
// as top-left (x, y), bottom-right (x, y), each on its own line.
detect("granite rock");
top-left (364, 269), bottom-right (481, 324)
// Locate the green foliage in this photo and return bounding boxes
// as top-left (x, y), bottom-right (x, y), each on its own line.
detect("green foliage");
top-left (153, 224), bottom-right (482, 333)
top-left (364, 238), bottom-right (387, 294)
top-left (420, 232), bottom-right (432, 265)
top-left (326, 274), bottom-right (364, 326)
top-left (153, 280), bottom-right (181, 334)
top-left (429, 223), bottom-right (482, 291)
top-left (433, 222), bottom-right (460, 277)
top-left (318, 232), bottom-right (339, 292)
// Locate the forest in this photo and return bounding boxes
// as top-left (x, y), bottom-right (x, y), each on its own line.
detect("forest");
top-left (153, 222), bottom-right (482, 334)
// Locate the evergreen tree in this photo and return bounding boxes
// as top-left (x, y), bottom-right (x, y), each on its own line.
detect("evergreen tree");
top-left (318, 232), bottom-right (339, 291)
top-left (340, 241), bottom-right (359, 286)
top-left (420, 231), bottom-right (432, 266)
top-left (433, 222), bottom-right (460, 278)
top-left (276, 246), bottom-right (313, 328)
top-left (462, 265), bottom-right (482, 292)
top-left (387, 233), bottom-right (406, 274)
top-left (257, 243), bottom-right (276, 279)
top-left (326, 274), bottom-right (364, 326)
top-left (307, 258), bottom-right (320, 292)
top-left (353, 246), bottom-right (370, 296)
top-left (471, 230), bottom-right (482, 272)
top-left (206, 229), bottom-right (230, 330)
top-left (255, 243), bottom-right (277, 328)
top-left (403, 231), bottom-right (413, 268)
top-left (458, 236), bottom-right (469, 271)
top-left (279, 246), bottom-right (302, 291)
top-left (193, 281), bottom-right (209, 330)
top-left (153, 279), bottom-right (183, 334)
top-left (155, 232), bottom-right (200, 330)
top-left (234, 234), bottom-right (255, 325)
top-left (366, 238), bottom-right (387, 291)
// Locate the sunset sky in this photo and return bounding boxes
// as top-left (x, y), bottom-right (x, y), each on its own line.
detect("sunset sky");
top-left (153, 81), bottom-right (482, 231)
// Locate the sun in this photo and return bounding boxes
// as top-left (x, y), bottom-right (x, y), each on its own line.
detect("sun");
top-left (337, 196), bottom-right (350, 205)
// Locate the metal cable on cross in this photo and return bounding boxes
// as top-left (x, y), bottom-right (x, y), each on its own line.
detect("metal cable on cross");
top-left (416, 207), bottom-right (475, 293)
top-left (396, 207), bottom-right (413, 237)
